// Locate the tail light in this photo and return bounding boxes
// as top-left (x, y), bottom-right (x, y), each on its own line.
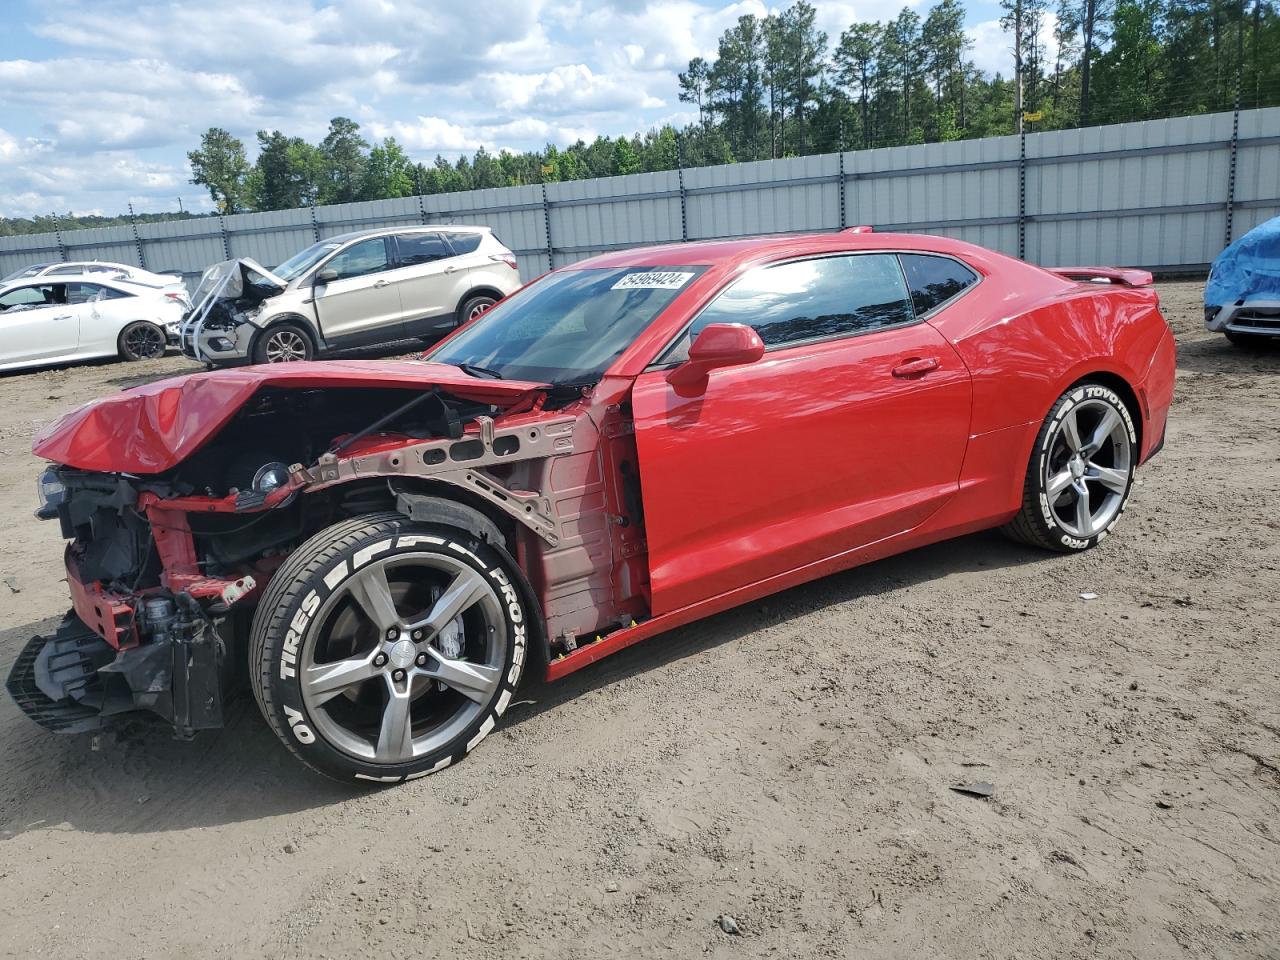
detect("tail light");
top-left (490, 253), bottom-right (518, 271)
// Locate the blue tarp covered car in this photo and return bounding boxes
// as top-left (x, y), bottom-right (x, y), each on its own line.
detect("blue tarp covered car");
top-left (1205, 215), bottom-right (1280, 346)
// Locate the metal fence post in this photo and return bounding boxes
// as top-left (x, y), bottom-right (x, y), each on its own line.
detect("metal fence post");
top-left (310, 203), bottom-right (321, 242)
top-left (127, 203), bottom-right (147, 269)
top-left (541, 183), bottom-right (554, 272)
top-left (417, 194), bottom-right (428, 226)
top-left (52, 212), bottom-right (67, 262)
top-left (218, 216), bottom-right (231, 259)
top-left (676, 133), bottom-right (689, 242)
top-left (1017, 130), bottom-right (1028, 261)
top-left (838, 150), bottom-right (847, 230)
top-left (1225, 104), bottom-right (1241, 246)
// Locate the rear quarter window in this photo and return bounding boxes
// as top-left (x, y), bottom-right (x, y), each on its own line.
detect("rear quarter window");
top-left (446, 233), bottom-right (483, 255)
top-left (899, 254), bottom-right (979, 315)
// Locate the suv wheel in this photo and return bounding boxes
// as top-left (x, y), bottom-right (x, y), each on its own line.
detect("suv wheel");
top-left (254, 322), bottom-right (314, 363)
top-left (459, 294), bottom-right (497, 325)
top-left (250, 513), bottom-right (527, 782)
top-left (1002, 382), bottom-right (1137, 552)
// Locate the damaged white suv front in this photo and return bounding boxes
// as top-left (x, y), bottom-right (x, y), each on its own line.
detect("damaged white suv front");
top-left (180, 226), bottom-right (522, 365)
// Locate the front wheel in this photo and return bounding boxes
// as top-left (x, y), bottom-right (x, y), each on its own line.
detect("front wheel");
top-left (253, 322), bottom-right (314, 364)
top-left (249, 513), bottom-right (527, 782)
top-left (118, 321), bottom-right (166, 361)
top-left (1002, 382), bottom-right (1137, 552)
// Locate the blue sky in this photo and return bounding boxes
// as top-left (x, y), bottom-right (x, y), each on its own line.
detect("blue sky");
top-left (0, 0), bottom-right (1017, 218)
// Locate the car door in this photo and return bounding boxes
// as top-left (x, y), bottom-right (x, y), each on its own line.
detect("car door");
top-left (0, 283), bottom-right (81, 364)
top-left (311, 237), bottom-right (403, 345)
top-left (390, 232), bottom-right (469, 337)
top-left (67, 281), bottom-right (141, 354)
top-left (630, 253), bottom-right (973, 616)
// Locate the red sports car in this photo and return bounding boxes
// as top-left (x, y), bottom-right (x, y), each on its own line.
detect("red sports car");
top-left (10, 231), bottom-right (1176, 782)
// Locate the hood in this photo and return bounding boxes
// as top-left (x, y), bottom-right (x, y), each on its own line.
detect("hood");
top-left (190, 258), bottom-right (286, 314)
top-left (33, 361), bottom-right (549, 474)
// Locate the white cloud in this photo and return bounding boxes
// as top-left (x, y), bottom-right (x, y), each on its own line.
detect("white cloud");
top-left (967, 12), bottom-right (1060, 79)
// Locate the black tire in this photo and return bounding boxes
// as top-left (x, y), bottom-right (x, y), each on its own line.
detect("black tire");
top-left (1002, 382), bottom-right (1137, 553)
top-left (458, 294), bottom-right (498, 326)
top-left (1225, 330), bottom-right (1275, 350)
top-left (117, 321), bottom-right (166, 361)
top-left (252, 322), bottom-right (314, 364)
top-left (249, 512), bottom-right (528, 783)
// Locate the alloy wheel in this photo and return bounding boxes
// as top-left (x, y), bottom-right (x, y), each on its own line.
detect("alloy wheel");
top-left (299, 552), bottom-right (508, 764)
top-left (124, 324), bottom-right (164, 359)
top-left (265, 329), bottom-right (309, 362)
top-left (1043, 397), bottom-right (1133, 540)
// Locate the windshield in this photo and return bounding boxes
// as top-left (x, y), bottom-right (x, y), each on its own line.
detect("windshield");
top-left (427, 267), bottom-right (705, 384)
top-left (2, 264), bottom-right (47, 283)
top-left (274, 240), bottom-right (343, 282)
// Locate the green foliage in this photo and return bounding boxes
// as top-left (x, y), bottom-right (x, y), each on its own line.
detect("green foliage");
top-left (187, 127), bottom-right (250, 213)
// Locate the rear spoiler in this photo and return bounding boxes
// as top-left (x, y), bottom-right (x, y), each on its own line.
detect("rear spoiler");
top-left (1049, 266), bottom-right (1154, 288)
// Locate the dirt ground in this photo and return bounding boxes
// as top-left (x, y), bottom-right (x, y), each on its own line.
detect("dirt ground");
top-left (0, 281), bottom-right (1277, 959)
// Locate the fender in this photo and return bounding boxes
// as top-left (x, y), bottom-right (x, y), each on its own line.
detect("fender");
top-left (253, 313), bottom-right (326, 352)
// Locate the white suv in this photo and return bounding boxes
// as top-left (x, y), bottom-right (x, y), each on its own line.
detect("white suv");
top-left (181, 226), bottom-right (522, 365)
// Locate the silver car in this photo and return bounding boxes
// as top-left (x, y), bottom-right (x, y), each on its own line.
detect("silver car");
top-left (181, 226), bottom-right (522, 365)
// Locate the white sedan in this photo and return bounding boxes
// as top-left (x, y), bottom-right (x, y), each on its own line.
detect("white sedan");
top-left (2, 260), bottom-right (187, 292)
top-left (0, 276), bottom-right (188, 372)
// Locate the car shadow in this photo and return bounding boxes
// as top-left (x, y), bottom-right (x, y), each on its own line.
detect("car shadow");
top-left (500, 529), bottom-right (1053, 728)
top-left (1176, 334), bottom-right (1280, 376)
top-left (0, 530), bottom-right (1047, 837)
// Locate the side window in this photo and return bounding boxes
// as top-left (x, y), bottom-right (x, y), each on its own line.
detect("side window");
top-left (67, 282), bottom-right (128, 304)
top-left (446, 233), bottom-right (482, 255)
top-left (325, 238), bottom-right (390, 280)
top-left (48, 265), bottom-right (83, 276)
top-left (393, 232), bottom-right (451, 268)
top-left (0, 286), bottom-right (49, 309)
top-left (663, 254), bottom-right (913, 362)
top-left (899, 254), bottom-right (978, 315)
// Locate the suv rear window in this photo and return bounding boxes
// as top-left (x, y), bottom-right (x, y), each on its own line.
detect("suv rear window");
top-left (394, 232), bottom-right (450, 268)
top-left (446, 233), bottom-right (482, 255)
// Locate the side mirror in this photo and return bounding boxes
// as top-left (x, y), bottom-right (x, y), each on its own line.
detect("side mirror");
top-left (314, 268), bottom-right (338, 284)
top-left (666, 323), bottom-right (764, 390)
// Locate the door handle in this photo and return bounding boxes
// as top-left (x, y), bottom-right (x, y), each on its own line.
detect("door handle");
top-left (891, 356), bottom-right (940, 378)
top-left (53, 314), bottom-right (73, 321)
top-left (444, 265), bottom-right (460, 274)
top-left (373, 279), bottom-right (390, 288)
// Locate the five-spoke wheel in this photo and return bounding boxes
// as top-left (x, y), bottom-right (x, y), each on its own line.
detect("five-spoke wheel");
top-left (251, 514), bottom-right (527, 782)
top-left (1004, 382), bottom-right (1138, 551)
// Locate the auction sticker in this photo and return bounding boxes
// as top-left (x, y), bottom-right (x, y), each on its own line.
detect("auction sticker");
top-left (612, 271), bottom-right (695, 290)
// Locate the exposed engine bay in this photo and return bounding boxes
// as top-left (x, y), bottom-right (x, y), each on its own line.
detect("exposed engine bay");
top-left (11, 372), bottom-right (649, 740)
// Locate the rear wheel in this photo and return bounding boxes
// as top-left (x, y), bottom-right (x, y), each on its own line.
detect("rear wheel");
top-left (1002, 382), bottom-right (1137, 552)
top-left (253, 322), bottom-right (314, 363)
top-left (458, 294), bottom-right (497, 326)
top-left (117, 321), bottom-right (166, 361)
top-left (250, 513), bottom-right (527, 783)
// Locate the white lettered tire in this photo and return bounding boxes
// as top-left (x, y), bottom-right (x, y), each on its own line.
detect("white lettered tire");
top-left (1002, 382), bottom-right (1138, 552)
top-left (249, 512), bottom-right (527, 783)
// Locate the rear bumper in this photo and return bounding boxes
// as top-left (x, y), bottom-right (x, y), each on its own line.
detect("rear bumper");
top-left (1138, 324), bottom-right (1177, 464)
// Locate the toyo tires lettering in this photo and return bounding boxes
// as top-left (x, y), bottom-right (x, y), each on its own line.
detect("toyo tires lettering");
top-left (283, 704), bottom-right (316, 744)
top-left (279, 589), bottom-right (320, 680)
